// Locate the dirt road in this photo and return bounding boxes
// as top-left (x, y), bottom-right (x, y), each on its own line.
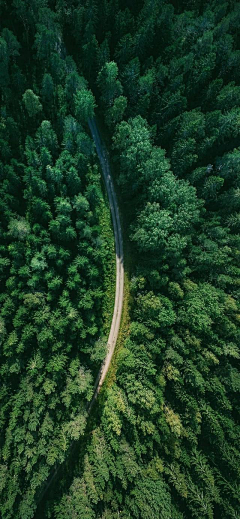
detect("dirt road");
top-left (87, 118), bottom-right (124, 411)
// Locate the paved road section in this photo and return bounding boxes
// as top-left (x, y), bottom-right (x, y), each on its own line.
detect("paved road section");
top-left (35, 118), bottom-right (124, 510)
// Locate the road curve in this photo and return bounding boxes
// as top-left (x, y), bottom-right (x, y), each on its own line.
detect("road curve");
top-left (35, 118), bottom-right (124, 510)
top-left (87, 117), bottom-right (124, 412)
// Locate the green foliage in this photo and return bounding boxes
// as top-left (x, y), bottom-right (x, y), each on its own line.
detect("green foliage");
top-left (74, 88), bottom-right (96, 122)
top-left (1, 1), bottom-right (240, 518)
top-left (105, 95), bottom-right (127, 129)
top-left (22, 89), bottom-right (43, 117)
top-left (97, 61), bottom-right (123, 107)
top-left (0, 6), bottom-right (112, 515)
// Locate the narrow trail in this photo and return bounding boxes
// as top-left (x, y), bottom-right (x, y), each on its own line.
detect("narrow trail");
top-left (34, 118), bottom-right (124, 511)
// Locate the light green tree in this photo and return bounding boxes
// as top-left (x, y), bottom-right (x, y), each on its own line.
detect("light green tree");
top-left (22, 89), bottom-right (42, 117)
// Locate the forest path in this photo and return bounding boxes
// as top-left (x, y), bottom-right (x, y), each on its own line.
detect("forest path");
top-left (87, 117), bottom-right (124, 412)
top-left (35, 119), bottom-right (123, 511)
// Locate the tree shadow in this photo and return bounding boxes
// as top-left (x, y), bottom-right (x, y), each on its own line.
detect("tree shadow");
top-left (34, 391), bottom-right (107, 518)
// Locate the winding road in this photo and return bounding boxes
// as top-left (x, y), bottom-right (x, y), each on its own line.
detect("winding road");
top-left (87, 117), bottom-right (124, 412)
top-left (35, 118), bottom-right (124, 510)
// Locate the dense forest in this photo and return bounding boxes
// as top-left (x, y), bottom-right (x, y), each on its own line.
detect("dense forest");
top-left (1, 0), bottom-right (240, 518)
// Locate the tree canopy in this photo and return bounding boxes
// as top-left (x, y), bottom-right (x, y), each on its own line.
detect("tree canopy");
top-left (1, 1), bottom-right (240, 518)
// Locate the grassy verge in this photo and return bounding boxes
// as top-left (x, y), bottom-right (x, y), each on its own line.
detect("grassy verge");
top-left (97, 178), bottom-right (116, 338)
top-left (104, 269), bottom-right (131, 388)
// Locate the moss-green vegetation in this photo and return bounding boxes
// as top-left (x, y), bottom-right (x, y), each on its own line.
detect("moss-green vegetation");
top-left (97, 186), bottom-right (116, 338)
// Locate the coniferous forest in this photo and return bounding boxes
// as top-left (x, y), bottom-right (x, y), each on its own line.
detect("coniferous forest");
top-left (1, 1), bottom-right (240, 518)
